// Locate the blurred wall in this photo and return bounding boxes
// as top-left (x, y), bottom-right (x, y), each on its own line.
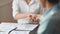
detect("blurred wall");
top-left (0, 0), bottom-right (17, 23)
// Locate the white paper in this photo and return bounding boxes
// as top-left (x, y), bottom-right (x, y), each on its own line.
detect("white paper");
top-left (10, 31), bottom-right (30, 34)
top-left (17, 24), bottom-right (38, 31)
top-left (0, 22), bottom-right (38, 34)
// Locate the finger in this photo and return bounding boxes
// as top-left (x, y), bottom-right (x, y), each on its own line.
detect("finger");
top-left (30, 17), bottom-right (36, 22)
top-left (30, 19), bottom-right (34, 23)
top-left (33, 17), bottom-right (37, 22)
top-left (28, 15), bottom-right (32, 20)
top-left (32, 17), bottom-right (38, 22)
top-left (29, 15), bottom-right (32, 17)
top-left (29, 14), bottom-right (37, 22)
top-left (29, 17), bottom-right (34, 22)
top-left (36, 18), bottom-right (39, 22)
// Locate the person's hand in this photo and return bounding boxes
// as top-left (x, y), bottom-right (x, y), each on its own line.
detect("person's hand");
top-left (25, 13), bottom-right (41, 23)
top-left (28, 14), bottom-right (40, 23)
top-left (35, 15), bottom-right (40, 22)
top-left (29, 14), bottom-right (36, 22)
top-left (25, 13), bottom-right (36, 23)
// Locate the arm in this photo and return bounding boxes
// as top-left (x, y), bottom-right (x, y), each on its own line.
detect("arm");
top-left (14, 13), bottom-right (32, 20)
top-left (12, 0), bottom-right (32, 20)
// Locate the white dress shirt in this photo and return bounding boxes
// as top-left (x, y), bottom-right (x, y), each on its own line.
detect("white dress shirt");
top-left (12, 0), bottom-right (40, 23)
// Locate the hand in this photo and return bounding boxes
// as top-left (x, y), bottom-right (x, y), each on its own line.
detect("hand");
top-left (35, 15), bottom-right (40, 22)
top-left (29, 14), bottom-right (40, 23)
top-left (29, 14), bottom-right (36, 22)
top-left (26, 13), bottom-right (41, 23)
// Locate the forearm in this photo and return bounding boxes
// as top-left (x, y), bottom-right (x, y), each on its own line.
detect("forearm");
top-left (14, 13), bottom-right (28, 20)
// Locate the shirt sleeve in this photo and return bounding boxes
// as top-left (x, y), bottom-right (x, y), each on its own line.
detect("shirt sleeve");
top-left (12, 0), bottom-right (19, 19)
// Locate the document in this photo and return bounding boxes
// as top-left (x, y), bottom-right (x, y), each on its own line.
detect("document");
top-left (17, 23), bottom-right (38, 31)
top-left (0, 22), bottom-right (38, 34)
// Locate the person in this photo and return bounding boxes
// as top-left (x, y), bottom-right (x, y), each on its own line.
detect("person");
top-left (12, 0), bottom-right (41, 24)
top-left (37, 0), bottom-right (60, 34)
top-left (12, 0), bottom-right (42, 34)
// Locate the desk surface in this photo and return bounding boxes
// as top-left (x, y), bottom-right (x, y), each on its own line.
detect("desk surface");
top-left (0, 22), bottom-right (38, 34)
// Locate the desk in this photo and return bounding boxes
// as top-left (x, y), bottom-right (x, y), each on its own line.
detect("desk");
top-left (0, 22), bottom-right (38, 34)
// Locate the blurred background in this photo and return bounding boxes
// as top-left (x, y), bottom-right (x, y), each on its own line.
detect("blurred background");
top-left (0, 0), bottom-right (17, 23)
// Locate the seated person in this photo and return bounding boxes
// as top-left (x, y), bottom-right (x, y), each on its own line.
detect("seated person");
top-left (37, 0), bottom-right (60, 34)
top-left (12, 0), bottom-right (41, 34)
top-left (12, 0), bottom-right (41, 24)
